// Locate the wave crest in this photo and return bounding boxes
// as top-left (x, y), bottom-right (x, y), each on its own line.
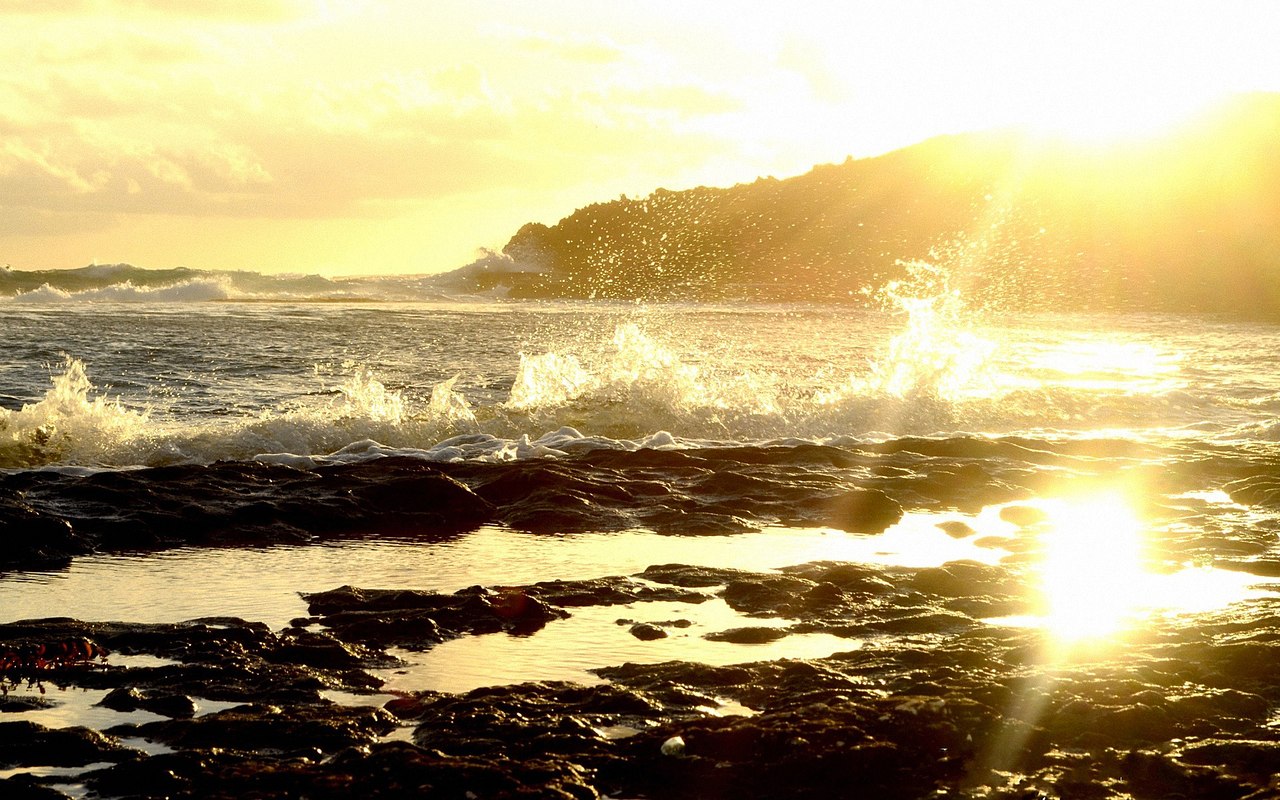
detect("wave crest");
top-left (0, 357), bottom-right (150, 467)
top-left (12, 278), bottom-right (235, 303)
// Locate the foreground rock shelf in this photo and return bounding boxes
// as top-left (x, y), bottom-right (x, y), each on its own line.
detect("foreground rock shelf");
top-left (2, 561), bottom-right (1280, 798)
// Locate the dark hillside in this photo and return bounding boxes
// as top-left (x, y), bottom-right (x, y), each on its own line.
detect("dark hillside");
top-left (498, 93), bottom-right (1280, 317)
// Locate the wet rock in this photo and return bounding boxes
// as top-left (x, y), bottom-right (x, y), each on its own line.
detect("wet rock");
top-left (1216, 557), bottom-right (1280, 577)
top-left (0, 774), bottom-right (74, 799)
top-left (722, 576), bottom-right (817, 615)
top-left (0, 695), bottom-right (57, 713)
top-left (9, 545), bottom-right (1280, 798)
top-left (629, 623), bottom-right (667, 641)
top-left (781, 562), bottom-right (896, 594)
top-left (408, 680), bottom-right (672, 760)
top-left (328, 464), bottom-right (494, 533)
top-left (0, 459), bottom-right (497, 571)
top-left (0, 617), bottom-right (384, 704)
top-left (1119, 749), bottom-right (1245, 799)
top-left (108, 702), bottom-right (398, 756)
top-left (84, 751), bottom-right (215, 798)
top-left (1224, 474), bottom-right (1280, 507)
top-left (908, 560), bottom-right (1021, 598)
top-left (304, 584), bottom-right (570, 650)
top-left (99, 687), bottom-right (197, 719)
top-left (999, 504), bottom-right (1048, 527)
top-left (1166, 689), bottom-right (1269, 725)
top-left (937, 520), bottom-right (976, 538)
top-left (526, 576), bottom-right (709, 607)
top-left (88, 740), bottom-right (604, 800)
top-left (704, 627), bottom-right (789, 644)
top-left (638, 563), bottom-right (754, 588)
top-left (0, 491), bottom-right (81, 571)
top-left (824, 488), bottom-right (903, 534)
top-left (1177, 738), bottom-right (1280, 776)
top-left (801, 582), bottom-right (847, 608)
top-left (0, 720), bottom-right (138, 768)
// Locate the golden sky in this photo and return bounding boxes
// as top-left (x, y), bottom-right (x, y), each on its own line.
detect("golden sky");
top-left (3, 0), bottom-right (1278, 275)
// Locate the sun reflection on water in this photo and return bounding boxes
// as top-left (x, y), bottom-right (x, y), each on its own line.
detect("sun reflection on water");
top-left (1035, 493), bottom-right (1147, 641)
top-left (1023, 492), bottom-right (1266, 645)
top-left (1022, 337), bottom-right (1185, 394)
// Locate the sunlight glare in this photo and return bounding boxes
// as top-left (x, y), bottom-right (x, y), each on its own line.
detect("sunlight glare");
top-left (1033, 492), bottom-right (1270, 644)
top-left (1015, 88), bottom-right (1215, 146)
top-left (1037, 493), bottom-right (1146, 641)
top-left (1028, 338), bottom-right (1183, 394)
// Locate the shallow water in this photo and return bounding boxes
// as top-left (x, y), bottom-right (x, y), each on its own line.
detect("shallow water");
top-left (4, 297), bottom-right (1280, 779)
top-left (0, 526), bottom-right (894, 628)
top-left (4, 512), bottom-right (1274, 695)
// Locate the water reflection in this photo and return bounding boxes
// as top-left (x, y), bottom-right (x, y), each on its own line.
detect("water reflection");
top-left (0, 525), bottom-right (977, 630)
top-left (981, 492), bottom-right (1273, 644)
top-left (0, 498), bottom-right (1273, 695)
top-left (380, 600), bottom-right (860, 695)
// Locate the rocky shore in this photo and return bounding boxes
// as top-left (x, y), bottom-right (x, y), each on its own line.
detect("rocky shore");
top-left (4, 555), bottom-right (1280, 799)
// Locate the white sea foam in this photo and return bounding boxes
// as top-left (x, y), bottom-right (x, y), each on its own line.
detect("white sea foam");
top-left (0, 276), bottom-right (1253, 470)
top-left (0, 357), bottom-right (150, 467)
top-left (0, 318), bottom-right (1207, 470)
top-left (10, 278), bottom-right (237, 303)
top-left (0, 263), bottom-right (541, 305)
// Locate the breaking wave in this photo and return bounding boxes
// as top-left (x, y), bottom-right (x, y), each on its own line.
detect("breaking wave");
top-left (1, 255), bottom-right (1265, 470)
top-left (0, 257), bottom-right (536, 304)
top-left (11, 278), bottom-right (236, 304)
top-left (0, 315), bottom-right (1212, 470)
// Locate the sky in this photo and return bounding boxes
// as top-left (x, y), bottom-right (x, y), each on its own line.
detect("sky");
top-left (2, 0), bottom-right (1279, 275)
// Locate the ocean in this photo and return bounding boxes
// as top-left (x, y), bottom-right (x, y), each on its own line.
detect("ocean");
top-left (4, 269), bottom-right (1280, 794)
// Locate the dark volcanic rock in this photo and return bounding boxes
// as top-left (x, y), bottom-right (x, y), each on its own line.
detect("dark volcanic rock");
top-left (0, 490), bottom-right (82, 570)
top-left (98, 687), bottom-right (198, 719)
top-left (0, 695), bottom-right (58, 713)
top-left (629, 623), bottom-right (667, 641)
top-left (86, 740), bottom-right (602, 800)
top-left (9, 547), bottom-right (1280, 799)
top-left (0, 720), bottom-right (138, 768)
top-left (823, 488), bottom-right (903, 533)
top-left (526, 576), bottom-right (710, 607)
top-left (638, 563), bottom-right (755, 587)
top-left (704, 626), bottom-right (789, 644)
top-left (0, 618), bottom-right (385, 704)
top-left (304, 584), bottom-right (570, 649)
top-left (937, 519), bottom-right (976, 538)
top-left (107, 702), bottom-right (398, 756)
top-left (0, 459), bottom-right (496, 571)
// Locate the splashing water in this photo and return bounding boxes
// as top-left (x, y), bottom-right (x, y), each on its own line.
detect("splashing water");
top-left (0, 296), bottom-right (1224, 468)
top-left (335, 368), bottom-right (405, 424)
top-left (0, 357), bottom-right (149, 467)
top-left (429, 376), bottom-right (477, 426)
top-left (506, 352), bottom-right (595, 410)
top-left (860, 261), bottom-right (996, 401)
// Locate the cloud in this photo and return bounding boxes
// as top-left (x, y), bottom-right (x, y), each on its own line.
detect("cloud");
top-left (600, 83), bottom-right (744, 119)
top-left (34, 29), bottom-right (204, 65)
top-left (0, 59), bottom-right (533, 223)
top-left (0, 0), bottom-right (313, 21)
top-left (0, 2), bottom-right (768, 250)
top-left (511, 28), bottom-right (625, 64)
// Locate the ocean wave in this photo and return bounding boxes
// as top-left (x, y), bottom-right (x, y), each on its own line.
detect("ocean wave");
top-left (0, 260), bottom-right (531, 304)
top-left (0, 357), bottom-right (151, 467)
top-left (0, 342), bottom-right (1214, 471)
top-left (10, 278), bottom-right (236, 303)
